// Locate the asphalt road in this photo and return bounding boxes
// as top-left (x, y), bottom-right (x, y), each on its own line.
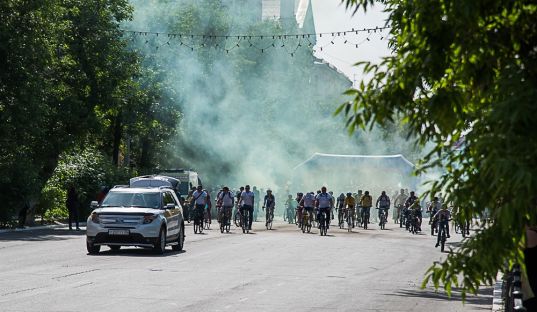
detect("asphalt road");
top-left (0, 218), bottom-right (491, 312)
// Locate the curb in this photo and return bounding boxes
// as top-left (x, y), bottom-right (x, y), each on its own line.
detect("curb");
top-left (0, 222), bottom-right (87, 234)
top-left (492, 271), bottom-right (504, 312)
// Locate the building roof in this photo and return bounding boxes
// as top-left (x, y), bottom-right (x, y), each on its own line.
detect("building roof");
top-left (292, 153), bottom-right (415, 172)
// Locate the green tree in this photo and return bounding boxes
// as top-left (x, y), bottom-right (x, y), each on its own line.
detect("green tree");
top-left (339, 0), bottom-right (537, 297)
top-left (0, 0), bottom-right (178, 224)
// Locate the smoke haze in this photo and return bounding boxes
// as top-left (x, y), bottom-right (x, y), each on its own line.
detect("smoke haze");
top-left (126, 0), bottom-right (422, 196)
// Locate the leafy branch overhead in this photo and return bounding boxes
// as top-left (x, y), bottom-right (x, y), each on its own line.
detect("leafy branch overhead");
top-left (340, 0), bottom-right (537, 297)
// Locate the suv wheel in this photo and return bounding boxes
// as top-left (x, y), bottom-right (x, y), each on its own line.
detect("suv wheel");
top-left (153, 227), bottom-right (166, 254)
top-left (172, 224), bottom-right (184, 251)
top-left (87, 239), bottom-right (100, 254)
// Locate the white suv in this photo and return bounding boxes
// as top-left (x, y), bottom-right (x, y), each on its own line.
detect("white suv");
top-left (86, 186), bottom-right (185, 254)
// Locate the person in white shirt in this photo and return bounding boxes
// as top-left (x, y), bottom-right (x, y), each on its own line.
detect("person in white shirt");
top-left (240, 185), bottom-right (255, 230)
top-left (217, 186), bottom-right (234, 226)
top-left (315, 186), bottom-right (334, 229)
top-left (300, 192), bottom-right (316, 222)
top-left (190, 186), bottom-right (208, 223)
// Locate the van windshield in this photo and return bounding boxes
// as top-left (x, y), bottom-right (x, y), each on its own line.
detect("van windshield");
top-left (101, 192), bottom-right (161, 209)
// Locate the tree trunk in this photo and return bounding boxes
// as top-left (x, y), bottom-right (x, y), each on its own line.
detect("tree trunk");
top-left (112, 114), bottom-right (122, 166)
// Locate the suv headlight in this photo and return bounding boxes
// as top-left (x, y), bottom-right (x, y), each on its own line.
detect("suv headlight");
top-left (143, 214), bottom-right (158, 224)
top-left (90, 212), bottom-right (99, 223)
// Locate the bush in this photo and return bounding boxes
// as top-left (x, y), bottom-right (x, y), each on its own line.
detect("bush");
top-left (37, 146), bottom-right (135, 221)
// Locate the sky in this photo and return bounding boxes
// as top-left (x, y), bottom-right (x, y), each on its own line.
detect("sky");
top-left (310, 0), bottom-right (390, 86)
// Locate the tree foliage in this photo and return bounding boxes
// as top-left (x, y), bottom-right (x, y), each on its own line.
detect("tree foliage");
top-left (0, 0), bottom-right (179, 224)
top-left (339, 0), bottom-right (537, 297)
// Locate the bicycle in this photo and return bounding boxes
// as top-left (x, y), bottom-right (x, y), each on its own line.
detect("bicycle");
top-left (454, 213), bottom-right (470, 238)
top-left (301, 209), bottom-right (312, 233)
top-left (318, 209), bottom-right (328, 236)
top-left (398, 205), bottom-right (406, 228)
top-left (203, 208), bottom-right (211, 230)
top-left (437, 218), bottom-right (451, 252)
top-left (377, 208), bottom-right (388, 230)
top-left (355, 206), bottom-right (362, 228)
top-left (286, 206), bottom-right (295, 224)
top-left (241, 207), bottom-right (251, 234)
top-left (361, 208), bottom-right (370, 230)
top-left (233, 205), bottom-right (242, 228)
top-left (295, 207), bottom-right (303, 228)
top-left (219, 207), bottom-right (231, 233)
top-left (409, 211), bottom-right (420, 234)
top-left (193, 206), bottom-right (204, 234)
top-left (338, 208), bottom-right (345, 229)
top-left (345, 209), bottom-right (353, 232)
top-left (264, 207), bottom-right (274, 230)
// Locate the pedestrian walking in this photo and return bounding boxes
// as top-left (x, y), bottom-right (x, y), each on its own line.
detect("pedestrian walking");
top-left (66, 186), bottom-right (80, 231)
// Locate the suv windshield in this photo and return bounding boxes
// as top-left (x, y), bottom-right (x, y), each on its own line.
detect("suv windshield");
top-left (101, 192), bottom-right (161, 209)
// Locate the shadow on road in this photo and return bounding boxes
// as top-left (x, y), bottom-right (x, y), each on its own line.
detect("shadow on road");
top-left (0, 228), bottom-right (85, 242)
top-left (87, 248), bottom-right (186, 257)
top-left (386, 287), bottom-right (492, 307)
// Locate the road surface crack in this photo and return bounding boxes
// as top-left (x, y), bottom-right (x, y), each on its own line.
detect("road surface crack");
top-left (53, 268), bottom-right (99, 280)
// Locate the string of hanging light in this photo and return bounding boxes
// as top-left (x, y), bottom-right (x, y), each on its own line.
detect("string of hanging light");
top-left (122, 25), bottom-right (389, 56)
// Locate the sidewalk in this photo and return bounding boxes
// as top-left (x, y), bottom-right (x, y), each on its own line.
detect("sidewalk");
top-left (0, 222), bottom-right (87, 234)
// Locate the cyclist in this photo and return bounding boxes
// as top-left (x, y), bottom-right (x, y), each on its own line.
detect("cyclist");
top-left (329, 191), bottom-right (335, 220)
top-left (263, 189), bottom-right (276, 227)
top-left (354, 190), bottom-right (363, 225)
top-left (284, 194), bottom-right (296, 223)
top-left (360, 191), bottom-right (373, 226)
top-left (344, 192), bottom-right (356, 228)
top-left (217, 186), bottom-right (234, 226)
top-left (376, 191), bottom-right (391, 225)
top-left (253, 186), bottom-right (260, 222)
top-left (240, 185), bottom-right (255, 230)
top-left (315, 186), bottom-right (334, 229)
top-left (393, 189), bottom-right (408, 223)
top-left (409, 200), bottom-right (423, 232)
top-left (426, 196), bottom-right (441, 233)
top-left (234, 186), bottom-right (244, 222)
top-left (300, 191), bottom-right (316, 225)
top-left (190, 186), bottom-right (208, 226)
top-left (295, 192), bottom-right (304, 225)
top-left (337, 193), bottom-right (346, 226)
top-left (433, 205), bottom-right (451, 247)
top-left (203, 189), bottom-right (212, 225)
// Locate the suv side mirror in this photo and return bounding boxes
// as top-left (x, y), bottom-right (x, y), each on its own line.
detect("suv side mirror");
top-left (90, 201), bottom-right (99, 208)
top-left (165, 203), bottom-right (175, 209)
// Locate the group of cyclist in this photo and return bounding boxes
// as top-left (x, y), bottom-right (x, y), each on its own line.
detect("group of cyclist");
top-left (185, 184), bottom-right (458, 246)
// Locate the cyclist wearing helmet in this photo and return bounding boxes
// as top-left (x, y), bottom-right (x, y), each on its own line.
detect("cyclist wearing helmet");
top-left (262, 189), bottom-right (275, 227)
top-left (344, 192), bottom-right (356, 228)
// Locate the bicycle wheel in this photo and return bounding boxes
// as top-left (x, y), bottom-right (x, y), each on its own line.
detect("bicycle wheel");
top-left (440, 228), bottom-right (446, 252)
top-left (242, 210), bottom-right (249, 234)
top-left (234, 212), bottom-right (241, 228)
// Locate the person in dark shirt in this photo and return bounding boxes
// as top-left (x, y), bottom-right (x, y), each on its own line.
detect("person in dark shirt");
top-left (66, 186), bottom-right (80, 231)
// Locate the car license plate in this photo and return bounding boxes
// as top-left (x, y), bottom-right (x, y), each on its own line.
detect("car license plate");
top-left (108, 229), bottom-right (130, 236)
